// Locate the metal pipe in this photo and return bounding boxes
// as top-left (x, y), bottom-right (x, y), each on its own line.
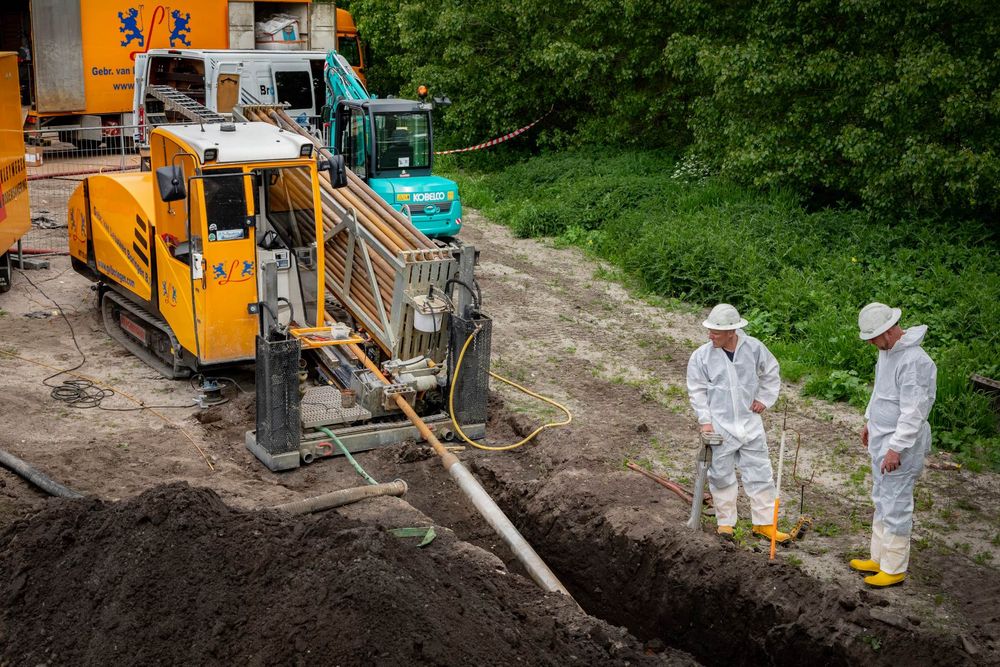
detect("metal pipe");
top-left (257, 106), bottom-right (442, 253)
top-left (272, 479), bottom-right (408, 515)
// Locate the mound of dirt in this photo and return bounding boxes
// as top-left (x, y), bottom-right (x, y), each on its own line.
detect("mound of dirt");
top-left (0, 483), bottom-right (693, 666)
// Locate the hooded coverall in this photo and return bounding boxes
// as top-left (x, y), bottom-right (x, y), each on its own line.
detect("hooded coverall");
top-left (865, 325), bottom-right (936, 574)
top-left (687, 331), bottom-right (781, 526)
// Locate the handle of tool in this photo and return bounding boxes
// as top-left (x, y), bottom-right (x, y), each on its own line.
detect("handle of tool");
top-left (686, 460), bottom-right (707, 529)
top-left (770, 429), bottom-right (786, 560)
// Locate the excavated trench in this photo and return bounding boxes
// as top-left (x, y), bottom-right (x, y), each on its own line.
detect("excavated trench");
top-left (469, 458), bottom-right (979, 667)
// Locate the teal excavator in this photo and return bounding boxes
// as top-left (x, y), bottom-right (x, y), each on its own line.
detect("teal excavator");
top-left (324, 53), bottom-right (462, 238)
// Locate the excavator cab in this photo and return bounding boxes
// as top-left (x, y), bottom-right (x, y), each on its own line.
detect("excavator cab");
top-left (332, 98), bottom-right (462, 238)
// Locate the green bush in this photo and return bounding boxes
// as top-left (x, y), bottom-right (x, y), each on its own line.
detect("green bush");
top-left (445, 149), bottom-right (1000, 467)
top-left (350, 0), bottom-right (1000, 220)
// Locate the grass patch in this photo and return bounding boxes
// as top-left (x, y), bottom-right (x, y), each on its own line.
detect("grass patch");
top-left (973, 551), bottom-right (994, 565)
top-left (445, 148), bottom-right (1000, 468)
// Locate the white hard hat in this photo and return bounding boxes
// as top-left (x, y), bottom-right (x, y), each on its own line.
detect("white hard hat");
top-left (858, 302), bottom-right (901, 340)
top-left (702, 303), bottom-right (748, 330)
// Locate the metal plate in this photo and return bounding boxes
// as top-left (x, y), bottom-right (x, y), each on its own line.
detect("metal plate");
top-left (301, 385), bottom-right (372, 428)
top-left (30, 0), bottom-right (86, 112)
top-left (119, 312), bottom-right (147, 344)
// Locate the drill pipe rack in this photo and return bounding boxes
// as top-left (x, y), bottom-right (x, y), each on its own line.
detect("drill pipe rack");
top-left (237, 105), bottom-right (461, 362)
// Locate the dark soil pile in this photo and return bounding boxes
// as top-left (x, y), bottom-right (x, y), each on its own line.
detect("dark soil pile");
top-left (0, 483), bottom-right (694, 666)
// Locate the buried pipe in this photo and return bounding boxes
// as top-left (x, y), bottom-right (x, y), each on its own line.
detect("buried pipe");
top-left (0, 447), bottom-right (84, 499)
top-left (273, 479), bottom-right (408, 515)
top-left (343, 339), bottom-right (575, 600)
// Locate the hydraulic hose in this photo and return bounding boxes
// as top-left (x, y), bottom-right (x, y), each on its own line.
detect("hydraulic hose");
top-left (0, 447), bottom-right (84, 499)
top-left (272, 479), bottom-right (408, 515)
top-left (449, 327), bottom-right (572, 451)
top-left (318, 426), bottom-right (379, 485)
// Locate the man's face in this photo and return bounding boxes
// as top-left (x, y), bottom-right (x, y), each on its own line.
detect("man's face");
top-left (708, 329), bottom-right (736, 349)
top-left (867, 326), bottom-right (900, 351)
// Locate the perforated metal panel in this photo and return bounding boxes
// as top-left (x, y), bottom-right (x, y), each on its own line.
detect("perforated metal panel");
top-left (255, 336), bottom-right (301, 455)
top-left (300, 385), bottom-right (372, 427)
top-left (448, 313), bottom-right (491, 427)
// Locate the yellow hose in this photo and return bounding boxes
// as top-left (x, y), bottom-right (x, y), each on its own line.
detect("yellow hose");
top-left (448, 327), bottom-right (572, 451)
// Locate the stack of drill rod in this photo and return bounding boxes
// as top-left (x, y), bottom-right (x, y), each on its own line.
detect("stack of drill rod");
top-left (240, 106), bottom-right (450, 352)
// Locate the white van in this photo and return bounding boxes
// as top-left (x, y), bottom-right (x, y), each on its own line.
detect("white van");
top-left (132, 49), bottom-right (328, 144)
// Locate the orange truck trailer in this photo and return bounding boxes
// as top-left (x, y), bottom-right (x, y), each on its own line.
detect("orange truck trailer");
top-left (0, 0), bottom-right (363, 146)
top-left (0, 52), bottom-right (31, 292)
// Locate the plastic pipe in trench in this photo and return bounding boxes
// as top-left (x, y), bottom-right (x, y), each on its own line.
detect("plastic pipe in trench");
top-left (0, 447), bottom-right (84, 499)
top-left (343, 339), bottom-right (575, 600)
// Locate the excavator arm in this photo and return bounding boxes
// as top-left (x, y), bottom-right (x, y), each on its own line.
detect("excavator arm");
top-left (325, 52), bottom-right (370, 107)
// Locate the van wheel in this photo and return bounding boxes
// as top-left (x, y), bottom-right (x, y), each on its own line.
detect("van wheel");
top-left (0, 252), bottom-right (12, 293)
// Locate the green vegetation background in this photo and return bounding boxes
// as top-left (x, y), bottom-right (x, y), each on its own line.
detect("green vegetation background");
top-left (345, 0), bottom-right (1000, 465)
top-left (445, 152), bottom-right (1000, 468)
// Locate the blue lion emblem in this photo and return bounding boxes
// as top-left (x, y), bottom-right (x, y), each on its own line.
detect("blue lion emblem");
top-left (241, 261), bottom-right (253, 278)
top-left (170, 10), bottom-right (192, 47)
top-left (212, 262), bottom-right (226, 280)
top-left (118, 8), bottom-right (144, 47)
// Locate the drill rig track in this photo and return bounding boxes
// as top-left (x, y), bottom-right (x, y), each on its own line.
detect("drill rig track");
top-left (100, 289), bottom-right (190, 380)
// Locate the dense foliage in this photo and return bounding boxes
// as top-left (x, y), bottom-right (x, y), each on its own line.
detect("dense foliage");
top-left (350, 0), bottom-right (1000, 218)
top-left (446, 151), bottom-right (1000, 468)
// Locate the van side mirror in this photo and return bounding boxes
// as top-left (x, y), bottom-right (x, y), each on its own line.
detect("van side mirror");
top-left (324, 154), bottom-right (348, 189)
top-left (156, 166), bottom-right (187, 202)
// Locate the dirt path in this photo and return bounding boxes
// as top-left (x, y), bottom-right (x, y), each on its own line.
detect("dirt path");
top-left (1, 189), bottom-right (997, 664)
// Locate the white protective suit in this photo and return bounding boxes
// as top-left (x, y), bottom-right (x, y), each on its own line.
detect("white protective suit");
top-left (865, 325), bottom-right (936, 574)
top-left (687, 331), bottom-right (781, 526)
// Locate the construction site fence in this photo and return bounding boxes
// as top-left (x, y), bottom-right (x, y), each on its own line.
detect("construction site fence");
top-left (24, 116), bottom-right (326, 182)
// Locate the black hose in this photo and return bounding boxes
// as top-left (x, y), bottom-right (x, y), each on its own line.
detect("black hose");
top-left (445, 277), bottom-right (480, 310)
top-left (0, 447), bottom-right (84, 499)
top-left (277, 296), bottom-right (296, 327)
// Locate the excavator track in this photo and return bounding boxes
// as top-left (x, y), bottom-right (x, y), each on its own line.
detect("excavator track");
top-left (101, 289), bottom-right (190, 379)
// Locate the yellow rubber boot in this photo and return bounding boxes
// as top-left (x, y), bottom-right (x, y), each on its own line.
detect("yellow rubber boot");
top-left (717, 525), bottom-right (734, 539)
top-left (864, 571), bottom-right (906, 587)
top-left (752, 524), bottom-right (791, 543)
top-left (849, 559), bottom-right (881, 574)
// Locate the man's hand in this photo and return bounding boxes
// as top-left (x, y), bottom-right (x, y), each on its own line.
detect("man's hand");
top-left (750, 400), bottom-right (766, 414)
top-left (861, 423), bottom-right (869, 448)
top-left (881, 449), bottom-right (901, 474)
top-left (701, 424), bottom-right (714, 433)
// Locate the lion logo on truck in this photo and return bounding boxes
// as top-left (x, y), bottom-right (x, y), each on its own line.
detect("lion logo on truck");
top-left (118, 8), bottom-right (144, 47)
top-left (169, 10), bottom-right (192, 47)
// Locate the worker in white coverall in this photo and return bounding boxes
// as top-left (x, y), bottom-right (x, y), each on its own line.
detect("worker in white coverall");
top-left (850, 303), bottom-right (936, 587)
top-left (687, 304), bottom-right (790, 543)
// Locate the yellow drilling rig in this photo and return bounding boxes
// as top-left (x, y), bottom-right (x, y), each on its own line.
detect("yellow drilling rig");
top-left (68, 110), bottom-right (489, 471)
top-left (66, 104), bottom-right (576, 599)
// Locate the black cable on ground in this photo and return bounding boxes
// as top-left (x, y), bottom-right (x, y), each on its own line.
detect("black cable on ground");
top-left (15, 270), bottom-right (197, 411)
top-left (0, 447), bottom-right (84, 498)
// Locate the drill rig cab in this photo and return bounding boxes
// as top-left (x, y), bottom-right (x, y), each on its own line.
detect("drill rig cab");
top-left (68, 121), bottom-right (345, 378)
